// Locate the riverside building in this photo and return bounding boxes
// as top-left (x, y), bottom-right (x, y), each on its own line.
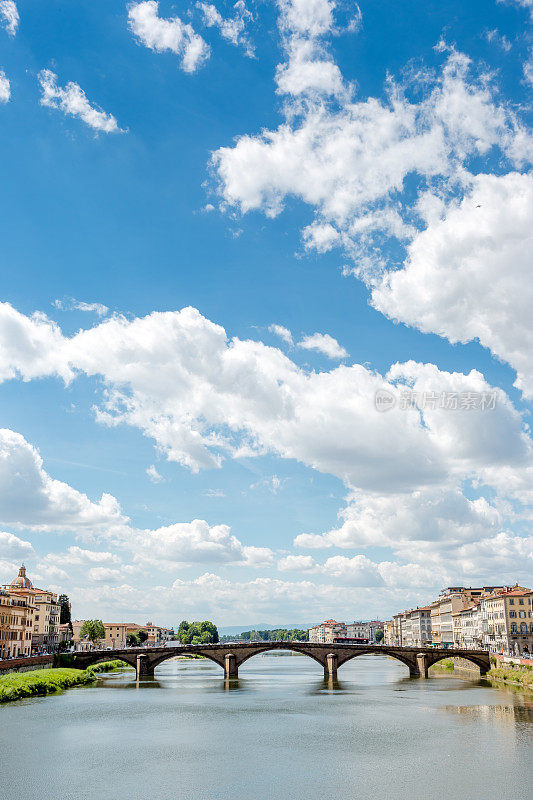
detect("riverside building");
top-left (72, 621), bottom-right (133, 649)
top-left (400, 607), bottom-right (432, 647)
top-left (453, 603), bottom-right (482, 649)
top-left (383, 620), bottom-right (394, 645)
top-left (481, 586), bottom-right (533, 656)
top-left (430, 586), bottom-right (505, 647)
top-left (0, 587), bottom-right (35, 658)
top-left (308, 620), bottom-right (347, 643)
top-left (345, 620), bottom-right (385, 642)
top-left (3, 565), bottom-right (60, 653)
top-left (144, 622), bottom-right (175, 646)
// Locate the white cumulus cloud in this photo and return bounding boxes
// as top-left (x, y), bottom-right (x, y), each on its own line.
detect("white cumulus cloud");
top-left (197, 1), bottom-right (254, 57)
top-left (0, 428), bottom-right (127, 532)
top-left (146, 464), bottom-right (164, 483)
top-left (0, 302), bottom-right (531, 589)
top-left (38, 70), bottom-right (123, 133)
top-left (0, 530), bottom-right (34, 559)
top-left (298, 332), bottom-right (347, 359)
top-left (372, 172), bottom-right (533, 398)
top-left (268, 323), bottom-right (293, 346)
top-left (128, 1), bottom-right (210, 73)
top-left (0, 70), bottom-right (10, 103)
top-left (130, 519), bottom-right (274, 568)
top-left (0, 1), bottom-right (18, 36)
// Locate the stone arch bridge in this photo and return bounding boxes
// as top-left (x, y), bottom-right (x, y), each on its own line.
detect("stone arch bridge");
top-left (65, 642), bottom-right (490, 682)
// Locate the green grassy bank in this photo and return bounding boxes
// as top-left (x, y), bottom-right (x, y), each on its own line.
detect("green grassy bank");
top-left (429, 658), bottom-right (533, 690)
top-left (0, 660), bottom-right (132, 704)
top-left (86, 659), bottom-right (134, 674)
top-left (486, 666), bottom-right (533, 690)
top-left (429, 659), bottom-right (455, 673)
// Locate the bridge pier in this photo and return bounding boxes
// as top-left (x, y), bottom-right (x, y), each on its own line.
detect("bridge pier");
top-left (416, 653), bottom-right (429, 679)
top-left (136, 654), bottom-right (154, 680)
top-left (324, 652), bottom-right (338, 679)
top-left (224, 653), bottom-right (238, 679)
top-left (478, 658), bottom-right (490, 676)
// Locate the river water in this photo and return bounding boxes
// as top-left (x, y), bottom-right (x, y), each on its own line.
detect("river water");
top-left (1, 653), bottom-right (532, 800)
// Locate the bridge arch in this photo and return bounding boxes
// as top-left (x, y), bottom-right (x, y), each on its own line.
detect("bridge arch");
top-left (426, 653), bottom-right (489, 675)
top-left (71, 652), bottom-right (139, 673)
top-left (150, 651), bottom-right (225, 673)
top-left (235, 643), bottom-right (326, 671)
top-left (336, 648), bottom-right (417, 675)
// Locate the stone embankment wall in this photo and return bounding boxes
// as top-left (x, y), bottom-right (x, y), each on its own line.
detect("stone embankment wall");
top-left (0, 655), bottom-right (54, 675)
top-left (450, 657), bottom-right (482, 675)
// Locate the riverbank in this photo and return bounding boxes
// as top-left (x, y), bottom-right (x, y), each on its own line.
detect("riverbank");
top-left (0, 660), bottom-right (132, 704)
top-left (429, 658), bottom-right (533, 690)
top-left (486, 666), bottom-right (533, 690)
top-left (429, 659), bottom-right (455, 673)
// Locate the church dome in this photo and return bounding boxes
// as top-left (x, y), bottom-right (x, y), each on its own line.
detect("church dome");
top-left (11, 564), bottom-right (33, 589)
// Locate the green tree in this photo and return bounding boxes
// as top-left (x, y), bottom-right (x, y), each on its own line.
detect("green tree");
top-left (177, 620), bottom-right (190, 642)
top-left (127, 629), bottom-right (149, 646)
top-left (80, 619), bottom-right (105, 647)
top-left (177, 620), bottom-right (219, 644)
top-left (58, 594), bottom-right (71, 625)
top-left (375, 629), bottom-right (384, 643)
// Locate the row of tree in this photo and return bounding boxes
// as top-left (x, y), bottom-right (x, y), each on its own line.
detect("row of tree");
top-left (221, 628), bottom-right (308, 642)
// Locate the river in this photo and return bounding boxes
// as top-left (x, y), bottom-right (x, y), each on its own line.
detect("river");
top-left (1, 653), bottom-right (532, 800)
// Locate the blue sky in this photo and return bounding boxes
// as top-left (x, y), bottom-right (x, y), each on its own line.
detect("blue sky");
top-left (0, 0), bottom-right (531, 626)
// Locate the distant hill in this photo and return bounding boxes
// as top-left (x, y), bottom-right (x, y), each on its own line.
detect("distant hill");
top-left (218, 623), bottom-right (312, 636)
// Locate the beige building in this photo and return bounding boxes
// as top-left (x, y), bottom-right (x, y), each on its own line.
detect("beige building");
top-left (482, 586), bottom-right (533, 656)
top-left (72, 620), bottom-right (136, 649)
top-left (392, 613), bottom-right (404, 646)
top-left (308, 620), bottom-right (346, 643)
top-left (383, 620), bottom-right (394, 646)
top-left (401, 607), bottom-right (432, 647)
top-left (430, 586), bottom-right (505, 647)
top-left (0, 587), bottom-right (35, 659)
top-left (4, 565), bottom-right (60, 652)
top-left (145, 622), bottom-right (174, 646)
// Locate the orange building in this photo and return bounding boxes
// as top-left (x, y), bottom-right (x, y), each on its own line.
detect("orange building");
top-left (4, 565), bottom-right (60, 653)
top-left (0, 585), bottom-right (35, 658)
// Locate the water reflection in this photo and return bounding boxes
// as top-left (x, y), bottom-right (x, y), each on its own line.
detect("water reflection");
top-left (222, 677), bottom-right (240, 691)
top-left (443, 700), bottom-right (533, 727)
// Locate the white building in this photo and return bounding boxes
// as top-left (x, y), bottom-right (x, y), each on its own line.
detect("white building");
top-left (482, 586), bottom-right (533, 656)
top-left (308, 620), bottom-right (346, 643)
top-left (453, 603), bottom-right (482, 649)
top-left (400, 607), bottom-right (432, 647)
top-left (345, 620), bottom-right (385, 642)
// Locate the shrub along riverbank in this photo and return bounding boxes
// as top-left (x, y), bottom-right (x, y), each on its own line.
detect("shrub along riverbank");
top-left (486, 666), bottom-right (533, 690)
top-left (0, 660), bottom-right (132, 704)
top-left (429, 658), bottom-right (533, 690)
